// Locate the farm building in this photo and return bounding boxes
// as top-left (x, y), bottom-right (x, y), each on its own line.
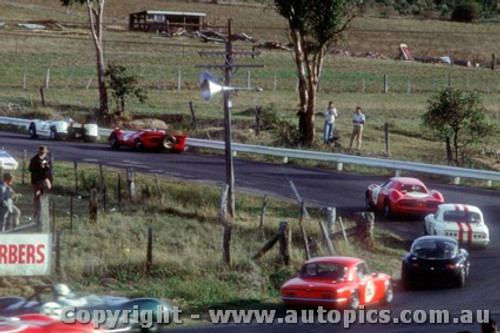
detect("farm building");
top-left (129, 10), bottom-right (207, 33)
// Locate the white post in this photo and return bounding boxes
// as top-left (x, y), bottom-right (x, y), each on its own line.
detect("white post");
top-left (453, 177), bottom-right (460, 185)
top-left (282, 156), bottom-right (288, 164)
top-left (395, 170), bottom-right (401, 177)
top-left (336, 163), bottom-right (343, 171)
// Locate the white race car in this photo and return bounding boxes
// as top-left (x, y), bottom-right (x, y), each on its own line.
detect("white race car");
top-left (0, 150), bottom-right (19, 170)
top-left (424, 203), bottom-right (489, 248)
top-left (27, 119), bottom-right (98, 142)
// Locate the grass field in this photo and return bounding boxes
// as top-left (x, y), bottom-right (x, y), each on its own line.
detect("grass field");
top-left (0, 0), bottom-right (498, 320)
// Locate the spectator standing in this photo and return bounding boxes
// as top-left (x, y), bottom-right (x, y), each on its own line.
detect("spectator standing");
top-left (349, 106), bottom-right (366, 151)
top-left (323, 101), bottom-right (338, 144)
top-left (0, 173), bottom-right (21, 231)
top-left (29, 145), bottom-right (52, 217)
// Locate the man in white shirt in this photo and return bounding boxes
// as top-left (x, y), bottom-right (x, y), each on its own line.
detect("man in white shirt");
top-left (323, 101), bottom-right (338, 144)
top-left (349, 106), bottom-right (366, 150)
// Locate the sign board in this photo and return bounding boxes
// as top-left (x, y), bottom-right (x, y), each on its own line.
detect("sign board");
top-left (0, 234), bottom-right (52, 276)
top-left (400, 44), bottom-right (413, 60)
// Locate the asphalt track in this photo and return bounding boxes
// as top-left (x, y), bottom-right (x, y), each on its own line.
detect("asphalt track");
top-left (1, 131), bottom-right (499, 333)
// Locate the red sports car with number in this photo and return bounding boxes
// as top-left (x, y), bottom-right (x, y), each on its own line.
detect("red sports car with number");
top-left (280, 256), bottom-right (393, 310)
top-left (365, 177), bottom-right (444, 220)
top-left (108, 128), bottom-right (187, 153)
top-left (0, 314), bottom-right (102, 333)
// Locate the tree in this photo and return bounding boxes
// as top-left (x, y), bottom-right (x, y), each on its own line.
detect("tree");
top-left (105, 61), bottom-right (147, 115)
top-left (60, 0), bottom-right (109, 124)
top-left (274, 0), bottom-right (360, 145)
top-left (422, 87), bottom-right (494, 166)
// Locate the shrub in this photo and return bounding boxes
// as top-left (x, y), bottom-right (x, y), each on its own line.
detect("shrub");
top-left (451, 2), bottom-right (480, 23)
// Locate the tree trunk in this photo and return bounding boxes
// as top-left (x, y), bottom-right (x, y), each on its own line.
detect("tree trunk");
top-left (87, 0), bottom-right (109, 124)
top-left (290, 29), bottom-right (308, 107)
top-left (453, 131), bottom-right (459, 166)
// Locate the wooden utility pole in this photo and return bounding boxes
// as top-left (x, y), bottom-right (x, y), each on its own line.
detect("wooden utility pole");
top-left (196, 18), bottom-right (262, 217)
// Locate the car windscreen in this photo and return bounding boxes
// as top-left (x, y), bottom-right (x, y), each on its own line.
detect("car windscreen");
top-left (0, 152), bottom-right (9, 158)
top-left (442, 211), bottom-right (481, 223)
top-left (411, 240), bottom-right (458, 259)
top-left (400, 184), bottom-right (427, 193)
top-left (299, 263), bottom-right (347, 280)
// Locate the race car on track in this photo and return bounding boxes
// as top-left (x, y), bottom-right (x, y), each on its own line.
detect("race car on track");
top-left (424, 204), bottom-right (489, 248)
top-left (365, 177), bottom-right (444, 220)
top-left (27, 119), bottom-right (98, 142)
top-left (0, 284), bottom-right (173, 332)
top-left (0, 150), bottom-right (18, 170)
top-left (280, 256), bottom-right (393, 310)
top-left (108, 128), bottom-right (187, 153)
top-left (401, 236), bottom-right (470, 289)
top-left (0, 314), bottom-right (102, 333)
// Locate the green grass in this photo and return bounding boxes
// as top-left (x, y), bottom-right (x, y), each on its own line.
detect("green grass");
top-left (1, 160), bottom-right (406, 318)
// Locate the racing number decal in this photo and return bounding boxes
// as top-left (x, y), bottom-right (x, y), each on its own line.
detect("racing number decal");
top-left (364, 280), bottom-right (376, 303)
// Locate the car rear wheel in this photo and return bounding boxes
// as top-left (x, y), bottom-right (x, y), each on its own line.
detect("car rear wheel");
top-left (455, 267), bottom-right (466, 288)
top-left (365, 192), bottom-right (373, 210)
top-left (29, 123), bottom-right (38, 139)
top-left (50, 127), bottom-right (57, 140)
top-left (109, 133), bottom-right (120, 149)
top-left (384, 199), bottom-right (394, 220)
top-left (348, 290), bottom-right (360, 310)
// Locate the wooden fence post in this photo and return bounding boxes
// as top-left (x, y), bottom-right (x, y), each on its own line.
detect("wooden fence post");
top-left (45, 68), bottom-right (50, 89)
top-left (319, 220), bottom-right (335, 255)
top-left (218, 184), bottom-right (229, 224)
top-left (223, 224), bottom-right (232, 267)
top-left (69, 196), bottom-right (73, 232)
top-left (384, 122), bottom-right (390, 156)
top-left (146, 227), bottom-right (153, 275)
top-left (37, 195), bottom-right (50, 233)
top-left (89, 188), bottom-right (97, 223)
top-left (326, 207), bottom-right (335, 233)
top-left (299, 201), bottom-right (311, 260)
top-left (383, 74), bottom-right (389, 93)
top-left (278, 221), bottom-right (291, 266)
top-left (338, 217), bottom-right (349, 245)
top-left (39, 88), bottom-right (46, 107)
top-left (177, 68), bottom-right (182, 90)
top-left (55, 229), bottom-right (62, 278)
top-left (126, 168), bottom-right (135, 202)
top-left (73, 161), bottom-right (78, 196)
top-left (253, 221), bottom-right (288, 260)
top-left (189, 101), bottom-right (198, 129)
top-left (491, 53), bottom-right (495, 71)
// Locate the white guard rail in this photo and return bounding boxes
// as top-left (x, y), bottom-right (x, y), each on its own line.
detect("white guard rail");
top-left (1, 116), bottom-right (499, 185)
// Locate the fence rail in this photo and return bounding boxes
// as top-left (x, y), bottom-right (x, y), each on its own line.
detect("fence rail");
top-left (1, 116), bottom-right (499, 185)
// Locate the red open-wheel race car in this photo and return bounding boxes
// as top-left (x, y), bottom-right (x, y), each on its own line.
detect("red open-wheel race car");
top-left (108, 128), bottom-right (187, 153)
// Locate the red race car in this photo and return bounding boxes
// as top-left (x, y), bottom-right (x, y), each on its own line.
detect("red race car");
top-left (0, 314), bottom-right (103, 333)
top-left (365, 177), bottom-right (444, 220)
top-left (108, 128), bottom-right (187, 153)
top-left (280, 256), bottom-right (393, 310)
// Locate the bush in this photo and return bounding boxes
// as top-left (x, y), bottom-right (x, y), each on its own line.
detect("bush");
top-left (451, 3), bottom-right (480, 22)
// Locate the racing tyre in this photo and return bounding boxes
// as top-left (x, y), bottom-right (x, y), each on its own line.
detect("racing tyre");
top-left (29, 123), bottom-right (38, 139)
top-left (365, 192), bottom-right (373, 210)
top-left (162, 135), bottom-right (177, 151)
top-left (50, 126), bottom-right (58, 140)
top-left (109, 133), bottom-right (120, 149)
top-left (384, 199), bottom-right (394, 220)
top-left (348, 290), bottom-right (360, 310)
top-left (383, 282), bottom-right (394, 304)
top-left (135, 138), bottom-right (145, 151)
top-left (455, 267), bottom-right (466, 288)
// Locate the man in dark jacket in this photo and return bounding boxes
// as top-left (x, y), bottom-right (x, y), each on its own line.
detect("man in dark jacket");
top-left (29, 145), bottom-right (52, 217)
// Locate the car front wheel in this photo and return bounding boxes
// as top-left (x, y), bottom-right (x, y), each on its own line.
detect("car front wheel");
top-left (348, 290), bottom-right (360, 310)
top-left (383, 282), bottom-right (394, 304)
top-left (384, 199), bottom-right (394, 220)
